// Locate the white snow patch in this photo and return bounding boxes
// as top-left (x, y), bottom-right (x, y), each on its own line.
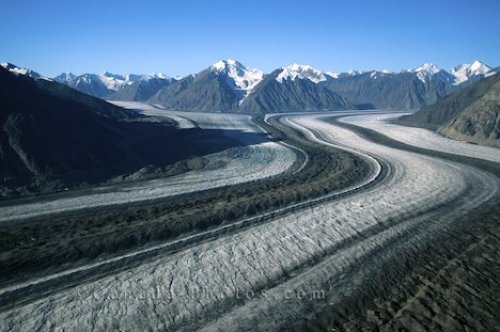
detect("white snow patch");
top-left (100, 74), bottom-right (128, 91)
top-left (57, 71), bottom-right (172, 90)
top-left (412, 63), bottom-right (441, 82)
top-left (276, 63), bottom-right (327, 83)
top-left (450, 60), bottom-right (494, 85)
top-left (1, 62), bottom-right (41, 78)
top-left (325, 71), bottom-right (339, 79)
top-left (345, 69), bottom-right (363, 76)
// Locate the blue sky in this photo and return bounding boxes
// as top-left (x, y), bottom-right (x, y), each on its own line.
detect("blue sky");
top-left (1, 0), bottom-right (499, 77)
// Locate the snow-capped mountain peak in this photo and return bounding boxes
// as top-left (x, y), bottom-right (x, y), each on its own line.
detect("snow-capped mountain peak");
top-left (150, 73), bottom-right (170, 80)
top-left (123, 73), bottom-right (170, 82)
top-left (99, 72), bottom-right (129, 90)
top-left (450, 60), bottom-right (493, 85)
top-left (369, 70), bottom-right (390, 79)
top-left (325, 71), bottom-right (339, 79)
top-left (470, 60), bottom-right (489, 72)
top-left (412, 63), bottom-right (442, 82)
top-left (413, 63), bottom-right (440, 74)
top-left (368, 69), bottom-right (392, 79)
top-left (1, 62), bottom-right (42, 79)
top-left (276, 64), bottom-right (327, 83)
top-left (211, 58), bottom-right (240, 71)
top-left (102, 72), bottom-right (125, 80)
top-left (210, 59), bottom-right (264, 100)
top-left (327, 69), bottom-right (363, 78)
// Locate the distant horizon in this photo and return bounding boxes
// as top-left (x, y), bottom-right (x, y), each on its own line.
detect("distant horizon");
top-left (2, 0), bottom-right (499, 77)
top-left (2, 58), bottom-right (498, 79)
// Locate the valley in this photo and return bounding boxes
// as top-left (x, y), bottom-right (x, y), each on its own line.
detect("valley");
top-left (2, 1), bottom-right (499, 330)
top-left (0, 108), bottom-right (498, 331)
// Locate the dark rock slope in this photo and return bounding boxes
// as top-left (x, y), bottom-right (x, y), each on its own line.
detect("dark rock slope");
top-left (398, 73), bottom-right (500, 147)
top-left (0, 67), bottom-right (258, 197)
top-left (239, 70), bottom-right (351, 113)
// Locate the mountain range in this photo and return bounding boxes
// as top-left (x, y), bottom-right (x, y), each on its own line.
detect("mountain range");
top-left (0, 64), bottom-right (257, 198)
top-left (1, 59), bottom-right (498, 197)
top-left (50, 59), bottom-right (497, 113)
top-left (53, 71), bottom-right (175, 101)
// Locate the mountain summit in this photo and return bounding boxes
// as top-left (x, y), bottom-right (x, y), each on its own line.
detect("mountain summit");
top-left (450, 60), bottom-right (494, 85)
top-left (276, 64), bottom-right (327, 83)
top-left (148, 59), bottom-right (260, 112)
top-left (1, 62), bottom-right (42, 79)
top-left (412, 63), bottom-right (443, 82)
top-left (210, 59), bottom-right (263, 102)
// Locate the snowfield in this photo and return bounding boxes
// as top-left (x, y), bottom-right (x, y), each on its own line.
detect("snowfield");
top-left (2, 112), bottom-right (497, 331)
top-left (276, 64), bottom-right (327, 83)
